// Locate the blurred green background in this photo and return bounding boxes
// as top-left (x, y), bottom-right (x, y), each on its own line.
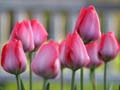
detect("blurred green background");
top-left (2, 82), bottom-right (120, 90)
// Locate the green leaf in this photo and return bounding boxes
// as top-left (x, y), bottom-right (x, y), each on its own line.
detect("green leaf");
top-left (20, 79), bottom-right (25, 90)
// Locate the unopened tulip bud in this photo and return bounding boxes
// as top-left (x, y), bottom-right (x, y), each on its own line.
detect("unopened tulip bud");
top-left (98, 32), bottom-right (119, 62)
top-left (86, 42), bottom-right (103, 68)
top-left (31, 40), bottom-right (60, 79)
top-left (74, 5), bottom-right (101, 43)
top-left (10, 20), bottom-right (34, 52)
top-left (31, 19), bottom-right (48, 48)
top-left (61, 32), bottom-right (90, 70)
top-left (1, 39), bottom-right (27, 75)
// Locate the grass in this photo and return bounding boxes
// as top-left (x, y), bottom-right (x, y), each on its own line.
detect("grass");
top-left (0, 81), bottom-right (119, 90)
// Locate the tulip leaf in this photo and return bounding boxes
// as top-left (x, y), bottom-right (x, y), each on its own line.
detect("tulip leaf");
top-left (20, 79), bottom-right (25, 90)
top-left (45, 82), bottom-right (50, 90)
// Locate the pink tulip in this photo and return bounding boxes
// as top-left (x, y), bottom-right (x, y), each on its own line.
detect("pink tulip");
top-left (31, 19), bottom-right (48, 48)
top-left (86, 42), bottom-right (103, 68)
top-left (60, 32), bottom-right (90, 70)
top-left (98, 32), bottom-right (119, 62)
top-left (59, 40), bottom-right (67, 68)
top-left (10, 20), bottom-right (34, 52)
top-left (31, 40), bottom-right (60, 79)
top-left (74, 5), bottom-right (101, 43)
top-left (1, 39), bottom-right (27, 75)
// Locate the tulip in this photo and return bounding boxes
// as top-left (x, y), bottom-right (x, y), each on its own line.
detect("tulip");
top-left (31, 19), bottom-right (48, 49)
top-left (59, 40), bottom-right (67, 68)
top-left (98, 32), bottom-right (119, 62)
top-left (31, 40), bottom-right (60, 78)
top-left (86, 41), bottom-right (103, 90)
top-left (10, 20), bottom-right (34, 52)
top-left (31, 40), bottom-right (60, 90)
top-left (64, 31), bottom-right (90, 70)
top-left (74, 5), bottom-right (101, 43)
top-left (60, 31), bottom-right (90, 90)
top-left (86, 42), bottom-right (103, 68)
top-left (1, 39), bottom-right (27, 90)
top-left (1, 39), bottom-right (27, 75)
top-left (98, 32), bottom-right (119, 90)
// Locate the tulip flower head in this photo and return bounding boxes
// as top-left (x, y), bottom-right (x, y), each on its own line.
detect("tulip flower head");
top-left (74, 5), bottom-right (101, 43)
top-left (31, 19), bottom-right (48, 49)
top-left (98, 32), bottom-right (119, 62)
top-left (60, 32), bottom-right (90, 70)
top-left (31, 40), bottom-right (60, 79)
top-left (59, 40), bottom-right (67, 68)
top-left (10, 20), bottom-right (34, 52)
top-left (86, 42), bottom-right (103, 68)
top-left (1, 39), bottom-right (27, 75)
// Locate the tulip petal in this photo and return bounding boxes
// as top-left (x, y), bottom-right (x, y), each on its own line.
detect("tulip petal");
top-left (98, 32), bottom-right (119, 62)
top-left (86, 42), bottom-right (103, 68)
top-left (1, 39), bottom-right (27, 75)
top-left (60, 32), bottom-right (90, 70)
top-left (10, 20), bottom-right (34, 52)
top-left (31, 40), bottom-right (60, 79)
top-left (74, 5), bottom-right (101, 43)
top-left (31, 19), bottom-right (48, 48)
top-left (75, 7), bottom-right (87, 31)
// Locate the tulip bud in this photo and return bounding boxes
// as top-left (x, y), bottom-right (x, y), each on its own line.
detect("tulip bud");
top-left (31, 40), bottom-right (60, 79)
top-left (86, 42), bottom-right (103, 68)
top-left (31, 19), bottom-right (48, 48)
top-left (98, 32), bottom-right (119, 62)
top-left (1, 39), bottom-right (27, 75)
top-left (61, 32), bottom-right (90, 70)
top-left (10, 20), bottom-right (34, 52)
top-left (74, 5), bottom-right (101, 43)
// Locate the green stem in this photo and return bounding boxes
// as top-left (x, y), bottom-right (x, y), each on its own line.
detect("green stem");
top-left (90, 68), bottom-right (96, 90)
top-left (43, 78), bottom-right (47, 90)
top-left (29, 52), bottom-right (32, 90)
top-left (61, 68), bottom-right (64, 90)
top-left (104, 62), bottom-right (107, 90)
top-left (16, 74), bottom-right (21, 90)
top-left (119, 84), bottom-right (120, 90)
top-left (80, 68), bottom-right (84, 90)
top-left (71, 70), bottom-right (76, 90)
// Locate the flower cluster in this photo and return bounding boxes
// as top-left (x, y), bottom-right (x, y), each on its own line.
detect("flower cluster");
top-left (1, 5), bottom-right (120, 90)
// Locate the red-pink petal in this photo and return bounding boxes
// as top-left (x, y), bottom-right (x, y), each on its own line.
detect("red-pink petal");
top-left (86, 42), bottom-right (103, 68)
top-left (1, 39), bottom-right (27, 75)
top-left (62, 32), bottom-right (90, 70)
top-left (31, 19), bottom-right (48, 48)
top-left (31, 40), bottom-right (60, 79)
top-left (98, 32), bottom-right (119, 62)
top-left (10, 20), bottom-right (34, 52)
top-left (74, 5), bottom-right (101, 43)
